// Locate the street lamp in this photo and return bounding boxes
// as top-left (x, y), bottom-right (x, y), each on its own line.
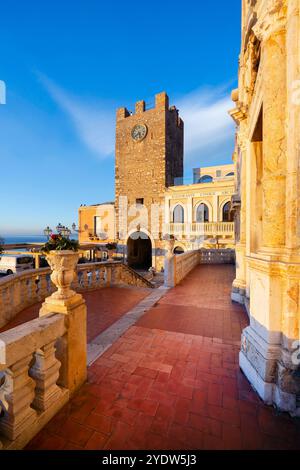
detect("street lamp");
top-left (43, 226), bottom-right (52, 238)
top-left (56, 223), bottom-right (64, 234)
top-left (55, 223), bottom-right (71, 238)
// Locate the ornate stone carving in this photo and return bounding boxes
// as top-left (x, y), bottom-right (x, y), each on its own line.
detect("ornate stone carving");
top-left (0, 355), bottom-right (37, 440)
top-left (252, 0), bottom-right (287, 42)
top-left (46, 251), bottom-right (79, 301)
top-left (29, 341), bottom-right (62, 412)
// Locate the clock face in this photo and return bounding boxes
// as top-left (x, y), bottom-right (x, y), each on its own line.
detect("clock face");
top-left (131, 124), bottom-right (147, 142)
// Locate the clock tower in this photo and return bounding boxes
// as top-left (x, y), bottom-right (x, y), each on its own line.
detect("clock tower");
top-left (115, 92), bottom-right (184, 269)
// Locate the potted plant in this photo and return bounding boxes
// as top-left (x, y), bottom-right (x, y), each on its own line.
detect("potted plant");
top-left (40, 234), bottom-right (79, 300)
top-left (105, 242), bottom-right (117, 261)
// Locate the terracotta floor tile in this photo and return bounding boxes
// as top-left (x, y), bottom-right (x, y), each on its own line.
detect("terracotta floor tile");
top-left (84, 412), bottom-right (113, 435)
top-left (26, 265), bottom-right (300, 451)
top-left (84, 431), bottom-right (108, 450)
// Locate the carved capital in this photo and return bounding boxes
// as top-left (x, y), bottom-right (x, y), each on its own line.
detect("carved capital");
top-left (228, 103), bottom-right (248, 125)
top-left (252, 0), bottom-right (287, 42)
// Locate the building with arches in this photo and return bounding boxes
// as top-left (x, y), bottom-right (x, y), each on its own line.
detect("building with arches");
top-left (78, 92), bottom-right (235, 271)
top-left (164, 170), bottom-right (235, 256)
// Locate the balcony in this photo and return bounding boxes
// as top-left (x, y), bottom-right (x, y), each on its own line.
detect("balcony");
top-left (166, 222), bottom-right (234, 238)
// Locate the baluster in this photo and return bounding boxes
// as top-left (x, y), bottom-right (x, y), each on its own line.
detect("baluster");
top-left (90, 269), bottom-right (96, 289)
top-left (72, 270), bottom-right (79, 291)
top-left (39, 274), bottom-right (48, 300)
top-left (0, 288), bottom-right (5, 323)
top-left (94, 269), bottom-right (100, 288)
top-left (82, 270), bottom-right (88, 289)
top-left (2, 287), bottom-right (11, 323)
top-left (20, 278), bottom-right (29, 309)
top-left (0, 355), bottom-right (37, 441)
top-left (29, 341), bottom-right (62, 412)
top-left (30, 276), bottom-right (38, 304)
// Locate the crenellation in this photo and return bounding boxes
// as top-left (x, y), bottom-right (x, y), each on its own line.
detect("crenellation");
top-left (135, 100), bottom-right (145, 114)
top-left (116, 107), bottom-right (130, 120)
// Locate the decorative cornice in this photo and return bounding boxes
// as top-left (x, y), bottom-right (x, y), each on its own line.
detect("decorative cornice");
top-left (228, 104), bottom-right (248, 125)
top-left (252, 0), bottom-right (287, 42)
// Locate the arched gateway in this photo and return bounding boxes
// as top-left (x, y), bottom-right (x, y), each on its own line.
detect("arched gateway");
top-left (127, 232), bottom-right (152, 269)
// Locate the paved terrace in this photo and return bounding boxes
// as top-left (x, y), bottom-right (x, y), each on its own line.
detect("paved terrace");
top-left (26, 265), bottom-right (300, 450)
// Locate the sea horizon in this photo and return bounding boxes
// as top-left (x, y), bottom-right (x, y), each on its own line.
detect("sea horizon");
top-left (1, 234), bottom-right (79, 244)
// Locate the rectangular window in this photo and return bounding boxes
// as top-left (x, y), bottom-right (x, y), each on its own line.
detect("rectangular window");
top-left (94, 216), bottom-right (102, 236)
top-left (136, 198), bottom-right (144, 205)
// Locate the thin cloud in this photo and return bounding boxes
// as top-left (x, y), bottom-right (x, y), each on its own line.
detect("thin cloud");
top-left (176, 86), bottom-right (235, 165)
top-left (38, 73), bottom-right (115, 159)
top-left (39, 74), bottom-right (234, 165)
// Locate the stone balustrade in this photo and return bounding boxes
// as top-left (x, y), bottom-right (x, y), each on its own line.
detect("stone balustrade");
top-left (166, 222), bottom-right (234, 237)
top-left (164, 250), bottom-right (201, 287)
top-left (0, 268), bottom-right (55, 328)
top-left (164, 248), bottom-right (235, 287)
top-left (199, 249), bottom-right (235, 265)
top-left (0, 313), bottom-right (69, 450)
top-left (0, 261), bottom-right (153, 329)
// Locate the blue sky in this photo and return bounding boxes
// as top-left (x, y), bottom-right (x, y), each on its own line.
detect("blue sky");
top-left (0, 0), bottom-right (241, 235)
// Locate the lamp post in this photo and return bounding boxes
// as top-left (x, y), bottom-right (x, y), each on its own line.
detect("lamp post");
top-left (43, 226), bottom-right (52, 239)
top-left (56, 223), bottom-right (71, 238)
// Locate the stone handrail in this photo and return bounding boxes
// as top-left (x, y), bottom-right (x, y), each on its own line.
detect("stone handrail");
top-left (74, 262), bottom-right (154, 291)
top-left (199, 249), bottom-right (235, 264)
top-left (0, 261), bottom-right (153, 329)
top-left (164, 250), bottom-right (201, 287)
top-left (0, 313), bottom-right (69, 450)
top-left (164, 248), bottom-right (236, 287)
top-left (0, 268), bottom-right (54, 328)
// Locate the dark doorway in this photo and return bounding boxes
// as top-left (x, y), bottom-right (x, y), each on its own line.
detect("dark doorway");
top-left (174, 246), bottom-right (184, 255)
top-left (127, 232), bottom-right (152, 269)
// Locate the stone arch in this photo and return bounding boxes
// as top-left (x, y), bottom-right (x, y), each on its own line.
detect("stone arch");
top-left (194, 202), bottom-right (210, 223)
top-left (173, 245), bottom-right (185, 255)
top-left (199, 175), bottom-right (213, 183)
top-left (172, 204), bottom-right (185, 223)
top-left (221, 200), bottom-right (233, 222)
top-left (126, 228), bottom-right (155, 269)
top-left (194, 201), bottom-right (212, 222)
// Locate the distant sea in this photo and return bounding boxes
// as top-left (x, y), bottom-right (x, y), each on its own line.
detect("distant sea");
top-left (2, 234), bottom-right (78, 244)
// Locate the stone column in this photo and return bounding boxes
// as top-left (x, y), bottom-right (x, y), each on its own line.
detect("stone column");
top-left (253, 11), bottom-right (287, 250)
top-left (232, 124), bottom-right (248, 303)
top-left (285, 0), bottom-right (300, 251)
top-left (186, 196), bottom-right (193, 238)
top-left (212, 194), bottom-right (218, 222)
top-left (164, 197), bottom-right (170, 232)
top-left (240, 2), bottom-right (300, 415)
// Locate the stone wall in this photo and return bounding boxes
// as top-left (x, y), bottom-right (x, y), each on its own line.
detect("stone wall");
top-left (229, 0), bottom-right (300, 415)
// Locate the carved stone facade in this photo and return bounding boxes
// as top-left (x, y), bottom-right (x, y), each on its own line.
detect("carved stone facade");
top-left (230, 0), bottom-right (300, 415)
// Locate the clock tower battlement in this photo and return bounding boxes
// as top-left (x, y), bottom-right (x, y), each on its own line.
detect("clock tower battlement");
top-left (115, 91), bottom-right (184, 236)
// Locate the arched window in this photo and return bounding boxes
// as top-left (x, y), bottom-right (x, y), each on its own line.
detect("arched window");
top-left (196, 203), bottom-right (209, 222)
top-left (226, 172), bottom-right (234, 177)
top-left (199, 175), bottom-right (213, 183)
top-left (173, 205), bottom-right (184, 223)
top-left (222, 202), bottom-right (233, 222)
